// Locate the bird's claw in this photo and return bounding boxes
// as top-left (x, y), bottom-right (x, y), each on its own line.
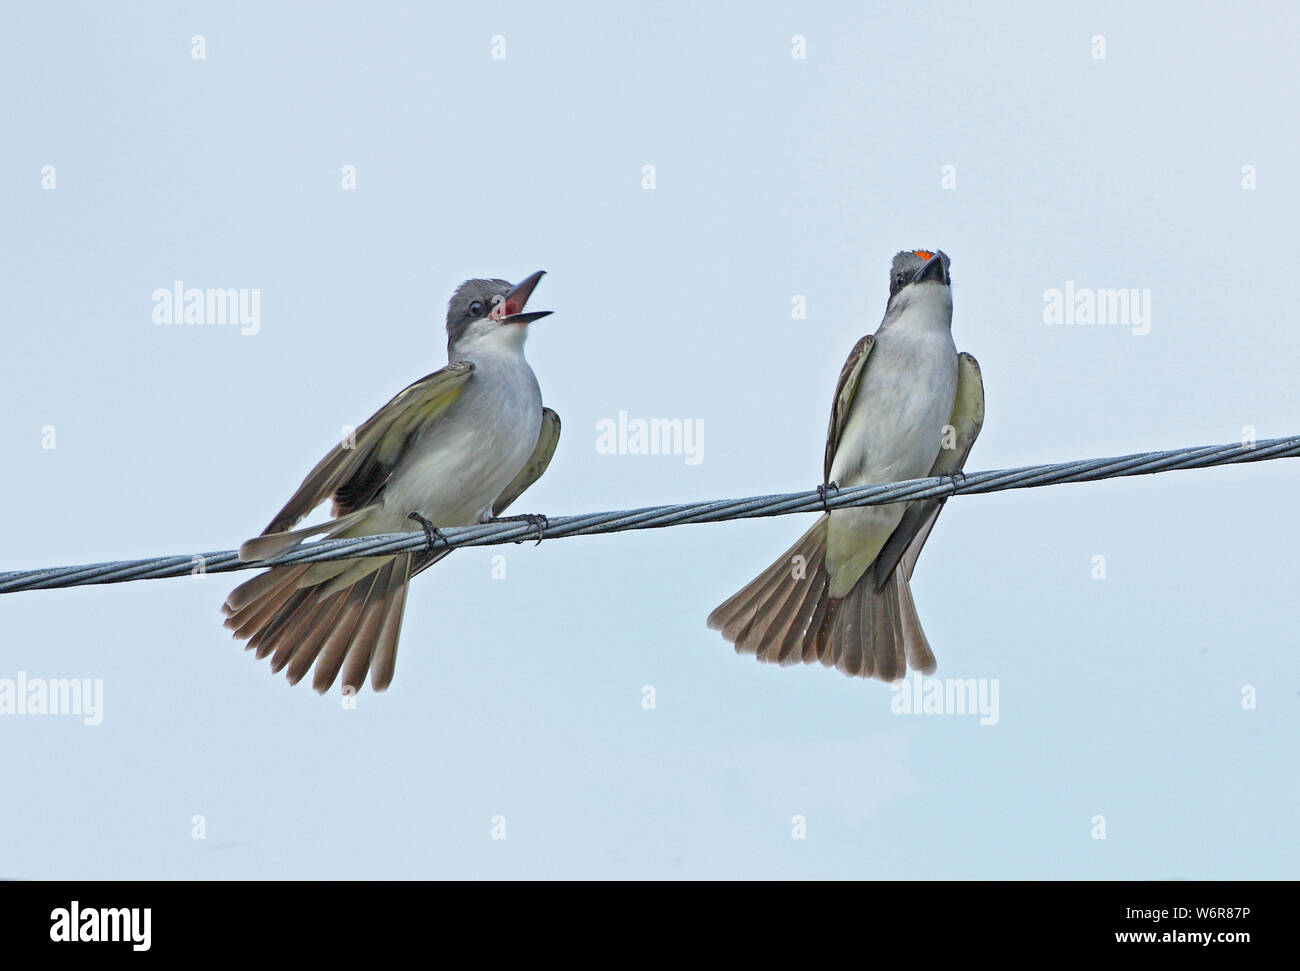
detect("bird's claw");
top-left (407, 512), bottom-right (448, 554)
top-left (491, 513), bottom-right (549, 545)
top-left (941, 470), bottom-right (967, 491)
top-left (817, 481), bottom-right (840, 513)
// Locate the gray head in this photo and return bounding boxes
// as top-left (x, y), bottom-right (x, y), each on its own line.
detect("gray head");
top-left (888, 249), bottom-right (951, 302)
top-left (445, 270), bottom-right (551, 358)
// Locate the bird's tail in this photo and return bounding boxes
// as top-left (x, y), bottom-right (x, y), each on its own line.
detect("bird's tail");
top-left (223, 509), bottom-right (449, 692)
top-left (706, 515), bottom-right (936, 680)
top-left (222, 552), bottom-right (417, 693)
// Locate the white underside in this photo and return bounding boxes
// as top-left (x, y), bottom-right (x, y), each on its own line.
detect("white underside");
top-left (371, 338), bottom-right (543, 533)
top-left (826, 284), bottom-right (959, 596)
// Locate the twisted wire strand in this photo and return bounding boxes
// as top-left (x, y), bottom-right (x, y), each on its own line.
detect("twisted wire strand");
top-left (1, 435), bottom-right (1296, 595)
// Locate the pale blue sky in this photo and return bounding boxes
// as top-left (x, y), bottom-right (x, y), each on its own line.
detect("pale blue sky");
top-left (1, 1), bottom-right (1297, 878)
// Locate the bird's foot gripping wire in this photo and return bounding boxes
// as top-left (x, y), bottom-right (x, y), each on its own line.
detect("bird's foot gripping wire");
top-left (489, 513), bottom-right (549, 546)
top-left (407, 512), bottom-right (449, 555)
top-left (817, 481), bottom-right (840, 513)
top-left (940, 470), bottom-right (967, 493)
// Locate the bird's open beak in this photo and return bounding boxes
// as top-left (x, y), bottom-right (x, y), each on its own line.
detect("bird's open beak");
top-left (912, 252), bottom-right (948, 286)
top-left (491, 270), bottom-right (552, 324)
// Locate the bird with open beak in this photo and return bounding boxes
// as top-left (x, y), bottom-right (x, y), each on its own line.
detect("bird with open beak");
top-left (222, 271), bottom-right (561, 694)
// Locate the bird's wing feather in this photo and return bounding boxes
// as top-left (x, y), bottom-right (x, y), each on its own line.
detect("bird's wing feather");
top-left (823, 335), bottom-right (875, 484)
top-left (873, 351), bottom-right (984, 588)
top-left (261, 361), bottom-right (476, 535)
top-left (492, 407), bottom-right (561, 517)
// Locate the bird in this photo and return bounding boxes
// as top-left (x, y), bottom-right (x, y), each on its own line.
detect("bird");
top-left (221, 270), bottom-right (561, 694)
top-left (707, 250), bottom-right (984, 681)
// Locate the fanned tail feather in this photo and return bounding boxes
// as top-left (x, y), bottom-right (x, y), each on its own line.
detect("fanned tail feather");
top-left (223, 551), bottom-right (415, 693)
top-left (708, 515), bottom-right (937, 681)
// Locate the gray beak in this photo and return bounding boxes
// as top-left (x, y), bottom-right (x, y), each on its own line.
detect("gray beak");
top-left (912, 253), bottom-right (948, 286)
top-left (492, 270), bottom-right (552, 324)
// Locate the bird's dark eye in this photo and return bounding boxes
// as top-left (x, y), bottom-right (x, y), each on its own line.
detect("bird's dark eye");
top-left (468, 300), bottom-right (486, 317)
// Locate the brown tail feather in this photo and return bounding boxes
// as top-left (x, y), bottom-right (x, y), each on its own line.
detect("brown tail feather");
top-left (751, 523), bottom-right (830, 664)
top-left (250, 588), bottom-right (312, 660)
top-left (710, 555), bottom-right (792, 642)
top-left (266, 588), bottom-right (337, 670)
top-left (222, 550), bottom-right (415, 692)
top-left (708, 516), bottom-right (937, 682)
top-left (338, 561), bottom-right (393, 692)
top-left (707, 517), bottom-right (829, 639)
top-left (368, 554), bottom-right (412, 691)
top-left (806, 588), bottom-right (838, 665)
top-left (768, 549), bottom-right (830, 665)
top-left (311, 568), bottom-right (383, 693)
top-left (894, 565), bottom-right (936, 674)
top-left (867, 566), bottom-right (905, 681)
top-left (366, 553), bottom-right (410, 691)
top-left (830, 573), bottom-right (868, 676)
top-left (281, 592), bottom-right (350, 684)
top-left (225, 564), bottom-right (309, 615)
top-left (224, 566), bottom-right (310, 641)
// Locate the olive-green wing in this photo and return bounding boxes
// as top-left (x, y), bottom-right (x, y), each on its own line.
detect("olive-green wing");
top-left (493, 407), bottom-right (561, 516)
top-left (261, 361), bottom-right (476, 535)
top-left (873, 352), bottom-right (984, 588)
top-left (823, 335), bottom-right (875, 485)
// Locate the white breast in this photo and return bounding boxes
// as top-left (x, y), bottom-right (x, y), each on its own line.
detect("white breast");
top-left (830, 288), bottom-right (959, 488)
top-left (823, 285), bottom-right (959, 593)
top-left (380, 348), bottom-right (543, 530)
